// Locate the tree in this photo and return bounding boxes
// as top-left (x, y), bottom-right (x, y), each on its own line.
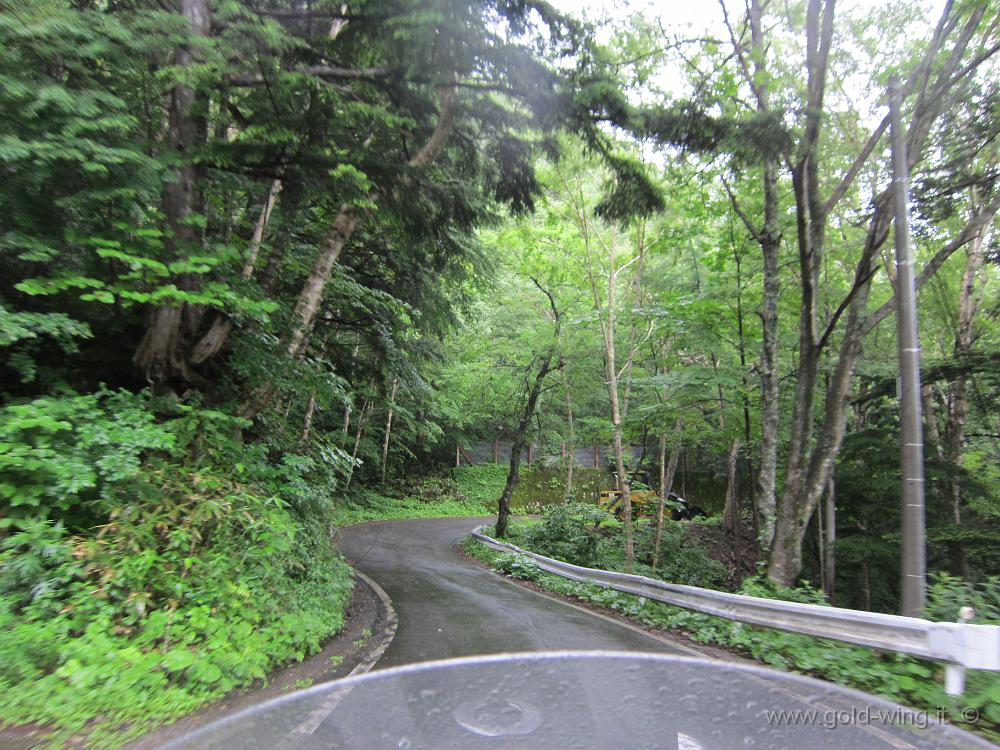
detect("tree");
top-left (698, 0), bottom-right (1000, 586)
top-left (495, 279), bottom-right (563, 537)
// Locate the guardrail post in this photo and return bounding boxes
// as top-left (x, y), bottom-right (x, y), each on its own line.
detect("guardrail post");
top-left (945, 664), bottom-right (964, 696)
top-left (945, 607), bottom-right (976, 696)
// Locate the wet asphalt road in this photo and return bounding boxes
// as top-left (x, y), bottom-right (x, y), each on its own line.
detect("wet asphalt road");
top-left (337, 517), bottom-right (690, 667)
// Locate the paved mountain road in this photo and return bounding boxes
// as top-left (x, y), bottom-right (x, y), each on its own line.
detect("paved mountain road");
top-left (337, 517), bottom-right (696, 667)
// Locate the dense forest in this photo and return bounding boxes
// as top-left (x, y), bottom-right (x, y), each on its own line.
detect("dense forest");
top-left (0, 0), bottom-right (998, 745)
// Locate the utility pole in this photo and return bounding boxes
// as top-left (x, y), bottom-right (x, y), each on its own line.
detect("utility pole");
top-left (889, 76), bottom-right (927, 616)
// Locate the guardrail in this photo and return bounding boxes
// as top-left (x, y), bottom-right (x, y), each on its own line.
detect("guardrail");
top-left (471, 525), bottom-right (1000, 695)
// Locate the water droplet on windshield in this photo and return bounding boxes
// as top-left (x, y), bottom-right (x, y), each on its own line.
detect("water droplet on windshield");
top-left (453, 696), bottom-right (542, 737)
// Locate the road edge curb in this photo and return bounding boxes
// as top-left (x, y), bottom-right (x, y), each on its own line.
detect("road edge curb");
top-left (348, 569), bottom-right (397, 677)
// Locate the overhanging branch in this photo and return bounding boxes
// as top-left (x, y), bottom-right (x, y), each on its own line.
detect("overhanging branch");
top-left (407, 80), bottom-right (458, 168)
top-left (226, 65), bottom-right (394, 86)
top-left (864, 192), bottom-right (1000, 335)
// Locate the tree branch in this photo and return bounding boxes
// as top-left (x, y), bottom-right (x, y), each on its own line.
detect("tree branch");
top-left (816, 264), bottom-right (880, 352)
top-left (407, 81), bottom-right (458, 168)
top-left (226, 65), bottom-right (394, 86)
top-left (531, 276), bottom-right (561, 325)
top-left (721, 175), bottom-right (763, 242)
top-left (864, 193), bottom-right (1000, 335)
top-left (821, 114), bottom-right (889, 217)
top-left (852, 352), bottom-right (1000, 404)
top-left (248, 8), bottom-right (370, 20)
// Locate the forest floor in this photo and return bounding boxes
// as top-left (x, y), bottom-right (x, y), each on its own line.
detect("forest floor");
top-left (683, 518), bottom-right (762, 589)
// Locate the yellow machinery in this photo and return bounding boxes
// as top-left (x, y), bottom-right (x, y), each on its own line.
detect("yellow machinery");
top-left (598, 487), bottom-right (658, 518)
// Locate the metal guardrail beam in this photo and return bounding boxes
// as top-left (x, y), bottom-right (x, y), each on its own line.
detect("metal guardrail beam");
top-left (471, 526), bottom-right (1000, 693)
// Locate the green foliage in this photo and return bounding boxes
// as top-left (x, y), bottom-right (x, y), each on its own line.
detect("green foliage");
top-left (0, 390), bottom-right (173, 521)
top-left (452, 463), bottom-right (509, 507)
top-left (0, 453), bottom-right (353, 748)
top-left (0, 518), bottom-right (75, 614)
top-left (511, 502), bottom-right (613, 566)
top-left (332, 487), bottom-right (492, 526)
top-left (634, 521), bottom-right (727, 587)
top-left (0, 304), bottom-right (92, 384)
top-left (924, 574), bottom-right (1000, 624)
top-left (0, 390), bottom-right (355, 746)
top-left (493, 552), bottom-right (543, 580)
top-left (505, 506), bottom-right (726, 588)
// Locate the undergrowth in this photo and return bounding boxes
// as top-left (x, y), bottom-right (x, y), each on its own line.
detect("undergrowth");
top-left (452, 463), bottom-right (508, 506)
top-left (332, 491), bottom-right (492, 526)
top-left (502, 503), bottom-right (726, 588)
top-left (333, 464), bottom-right (509, 525)
top-left (0, 391), bottom-right (354, 748)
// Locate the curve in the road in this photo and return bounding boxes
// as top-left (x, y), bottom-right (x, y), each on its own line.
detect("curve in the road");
top-left (337, 517), bottom-right (709, 668)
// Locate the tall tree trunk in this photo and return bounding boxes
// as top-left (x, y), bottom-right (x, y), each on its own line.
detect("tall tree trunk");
top-left (563, 165), bottom-right (641, 570)
top-left (823, 475), bottom-right (836, 601)
top-left (563, 372), bottom-right (575, 502)
top-left (860, 557), bottom-right (872, 611)
top-left (133, 0), bottom-right (210, 389)
top-left (941, 200), bottom-right (987, 579)
top-left (732, 244), bottom-right (758, 551)
top-left (285, 205), bottom-right (359, 361)
top-left (496, 431), bottom-right (525, 538)
top-left (497, 281), bottom-right (562, 537)
top-left (603, 254), bottom-right (634, 572)
top-left (771, 0), bottom-right (834, 574)
top-left (496, 349), bottom-right (558, 537)
top-left (300, 391), bottom-right (317, 443)
top-left (724, 437), bottom-right (743, 586)
top-left (343, 399), bottom-right (373, 491)
top-left (652, 419), bottom-right (682, 569)
top-left (241, 178), bottom-right (282, 279)
top-left (380, 378), bottom-right (399, 483)
top-left (749, 0), bottom-right (781, 552)
top-left (190, 179), bottom-right (281, 365)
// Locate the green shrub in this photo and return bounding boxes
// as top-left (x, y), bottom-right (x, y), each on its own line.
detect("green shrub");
top-left (0, 389), bottom-right (173, 522)
top-left (633, 520), bottom-right (727, 587)
top-left (0, 477), bottom-right (353, 748)
top-left (452, 463), bottom-right (508, 506)
top-left (0, 395), bottom-right (355, 747)
top-left (332, 488), bottom-right (492, 526)
top-left (924, 573), bottom-right (1000, 623)
top-left (506, 505), bottom-right (725, 588)
top-left (513, 503), bottom-right (614, 567)
top-left (493, 553), bottom-right (543, 581)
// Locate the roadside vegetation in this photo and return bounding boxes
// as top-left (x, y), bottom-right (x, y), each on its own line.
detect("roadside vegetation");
top-left (332, 466), bottom-right (508, 525)
top-left (0, 397), bottom-right (353, 747)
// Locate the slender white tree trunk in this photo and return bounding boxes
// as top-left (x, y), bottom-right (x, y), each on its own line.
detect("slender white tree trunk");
top-left (381, 378), bottom-right (399, 482)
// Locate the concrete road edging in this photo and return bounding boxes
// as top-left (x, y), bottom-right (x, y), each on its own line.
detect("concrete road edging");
top-left (348, 569), bottom-right (397, 676)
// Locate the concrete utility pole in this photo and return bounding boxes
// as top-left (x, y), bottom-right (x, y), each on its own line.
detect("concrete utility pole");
top-left (889, 76), bottom-right (927, 617)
